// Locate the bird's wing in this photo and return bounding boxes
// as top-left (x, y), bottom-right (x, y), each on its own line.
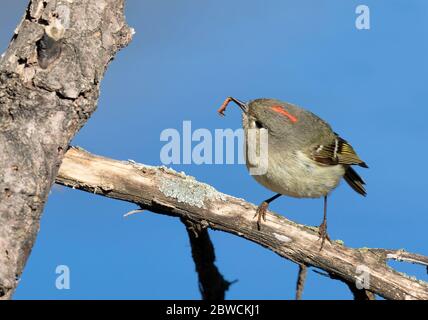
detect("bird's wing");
top-left (306, 134), bottom-right (368, 196)
top-left (309, 134), bottom-right (368, 168)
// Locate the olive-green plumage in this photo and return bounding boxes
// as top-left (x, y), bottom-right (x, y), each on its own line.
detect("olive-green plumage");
top-left (242, 98), bottom-right (368, 198)
top-left (219, 96), bottom-right (367, 243)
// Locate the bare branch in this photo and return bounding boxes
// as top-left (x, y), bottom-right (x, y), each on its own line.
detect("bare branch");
top-left (370, 249), bottom-right (428, 268)
top-left (55, 147), bottom-right (428, 300)
top-left (181, 218), bottom-right (232, 300)
top-left (295, 264), bottom-right (307, 300)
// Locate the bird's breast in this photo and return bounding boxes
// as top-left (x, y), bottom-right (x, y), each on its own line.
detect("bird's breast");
top-left (247, 148), bottom-right (345, 198)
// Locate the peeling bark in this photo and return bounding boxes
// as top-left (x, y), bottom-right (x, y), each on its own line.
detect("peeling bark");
top-left (0, 0), bottom-right (132, 299)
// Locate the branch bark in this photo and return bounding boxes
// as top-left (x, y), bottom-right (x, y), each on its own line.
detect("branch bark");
top-left (0, 0), bottom-right (132, 299)
top-left (295, 264), bottom-right (307, 300)
top-left (56, 147), bottom-right (428, 300)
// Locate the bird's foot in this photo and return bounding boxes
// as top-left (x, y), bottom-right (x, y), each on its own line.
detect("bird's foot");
top-left (317, 221), bottom-right (331, 250)
top-left (254, 201), bottom-right (269, 230)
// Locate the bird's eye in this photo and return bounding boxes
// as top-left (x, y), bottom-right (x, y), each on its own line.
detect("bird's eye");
top-left (255, 120), bottom-right (263, 129)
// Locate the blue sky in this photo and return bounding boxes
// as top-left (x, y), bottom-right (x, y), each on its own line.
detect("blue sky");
top-left (2, 0), bottom-right (428, 299)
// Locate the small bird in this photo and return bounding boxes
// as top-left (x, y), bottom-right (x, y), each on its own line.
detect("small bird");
top-left (218, 97), bottom-right (368, 248)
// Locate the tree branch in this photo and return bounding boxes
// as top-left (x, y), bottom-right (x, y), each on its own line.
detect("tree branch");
top-left (181, 218), bottom-right (232, 300)
top-left (295, 264), bottom-right (307, 300)
top-left (55, 147), bottom-right (428, 300)
top-left (0, 0), bottom-right (132, 299)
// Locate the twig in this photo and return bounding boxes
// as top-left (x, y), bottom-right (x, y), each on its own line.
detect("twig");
top-left (370, 249), bottom-right (428, 267)
top-left (123, 209), bottom-right (145, 217)
top-left (295, 264), bottom-right (307, 300)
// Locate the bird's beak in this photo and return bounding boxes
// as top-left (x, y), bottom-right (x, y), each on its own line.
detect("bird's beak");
top-left (230, 97), bottom-right (248, 114)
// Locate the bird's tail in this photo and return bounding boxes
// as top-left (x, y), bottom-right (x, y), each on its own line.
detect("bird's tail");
top-left (344, 167), bottom-right (366, 196)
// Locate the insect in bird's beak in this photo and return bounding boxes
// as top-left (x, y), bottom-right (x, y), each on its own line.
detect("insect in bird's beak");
top-left (217, 96), bottom-right (248, 116)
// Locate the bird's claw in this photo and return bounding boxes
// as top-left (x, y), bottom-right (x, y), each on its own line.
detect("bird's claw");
top-left (254, 201), bottom-right (269, 230)
top-left (317, 222), bottom-right (331, 250)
